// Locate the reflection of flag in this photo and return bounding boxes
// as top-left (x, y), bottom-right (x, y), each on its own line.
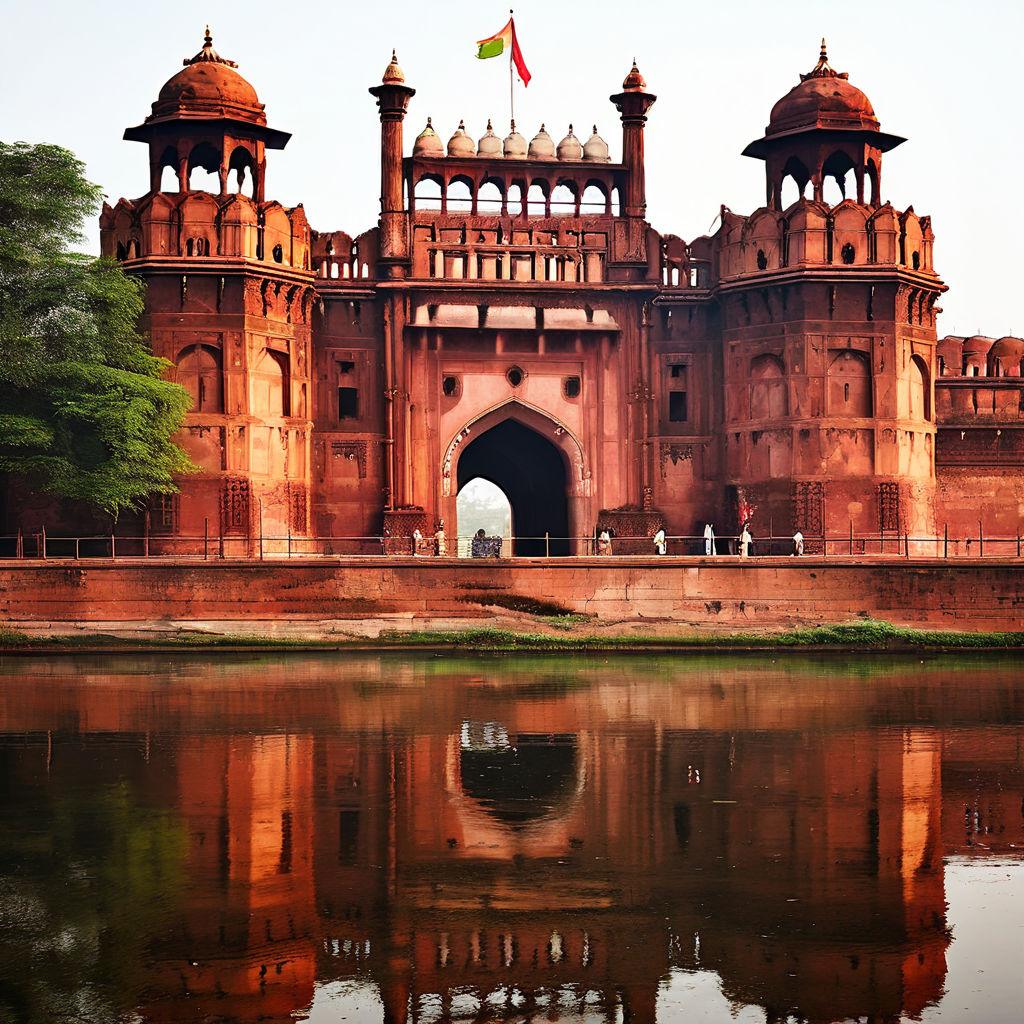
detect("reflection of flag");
top-left (476, 17), bottom-right (531, 86)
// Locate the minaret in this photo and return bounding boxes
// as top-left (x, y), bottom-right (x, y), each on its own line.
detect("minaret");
top-left (369, 51), bottom-right (415, 277)
top-left (609, 61), bottom-right (656, 276)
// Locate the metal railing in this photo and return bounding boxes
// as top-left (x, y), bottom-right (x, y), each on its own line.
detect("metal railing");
top-left (1, 527), bottom-right (1021, 560)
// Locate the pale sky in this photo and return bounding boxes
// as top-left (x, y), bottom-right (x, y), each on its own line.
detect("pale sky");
top-left (3, 0), bottom-right (1020, 337)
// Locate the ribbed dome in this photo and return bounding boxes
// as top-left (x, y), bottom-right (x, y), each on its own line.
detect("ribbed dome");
top-left (413, 118), bottom-right (444, 158)
top-left (528, 125), bottom-right (555, 159)
top-left (503, 121), bottom-right (527, 159)
top-left (477, 119), bottom-right (502, 157)
top-left (767, 41), bottom-right (878, 137)
top-left (582, 125), bottom-right (609, 162)
top-left (447, 120), bottom-right (476, 158)
top-left (556, 125), bottom-right (582, 161)
top-left (621, 60), bottom-right (646, 92)
top-left (150, 28), bottom-right (266, 126)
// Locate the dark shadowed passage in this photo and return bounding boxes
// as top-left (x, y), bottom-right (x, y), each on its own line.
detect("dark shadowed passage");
top-left (456, 418), bottom-right (570, 555)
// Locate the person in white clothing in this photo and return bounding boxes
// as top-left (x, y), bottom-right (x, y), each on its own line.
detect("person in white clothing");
top-left (653, 527), bottom-right (667, 555)
top-left (792, 530), bottom-right (804, 555)
top-left (739, 524), bottom-right (752, 557)
top-left (703, 523), bottom-right (716, 555)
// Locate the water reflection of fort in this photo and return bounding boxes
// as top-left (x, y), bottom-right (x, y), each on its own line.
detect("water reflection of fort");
top-left (1, 654), bottom-right (1022, 1023)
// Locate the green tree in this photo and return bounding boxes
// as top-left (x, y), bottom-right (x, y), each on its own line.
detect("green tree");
top-left (0, 141), bottom-right (193, 518)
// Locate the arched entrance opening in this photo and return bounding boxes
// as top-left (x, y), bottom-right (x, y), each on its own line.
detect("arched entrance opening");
top-left (455, 478), bottom-right (512, 557)
top-left (456, 417), bottom-right (570, 556)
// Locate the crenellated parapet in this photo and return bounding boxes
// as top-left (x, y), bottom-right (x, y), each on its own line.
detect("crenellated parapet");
top-left (715, 199), bottom-right (935, 280)
top-left (100, 192), bottom-right (311, 270)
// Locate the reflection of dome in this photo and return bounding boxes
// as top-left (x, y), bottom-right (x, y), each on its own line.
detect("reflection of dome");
top-left (766, 40), bottom-right (878, 137)
top-left (150, 28), bottom-right (266, 126)
top-left (413, 117), bottom-right (444, 158)
top-left (460, 730), bottom-right (577, 828)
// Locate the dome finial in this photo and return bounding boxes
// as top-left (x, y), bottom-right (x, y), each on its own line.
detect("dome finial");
top-left (184, 25), bottom-right (237, 67)
top-left (622, 60), bottom-right (647, 91)
top-left (801, 37), bottom-right (847, 81)
top-left (382, 49), bottom-right (405, 84)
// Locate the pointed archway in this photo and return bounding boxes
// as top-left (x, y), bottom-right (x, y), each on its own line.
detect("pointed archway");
top-left (456, 417), bottom-right (570, 556)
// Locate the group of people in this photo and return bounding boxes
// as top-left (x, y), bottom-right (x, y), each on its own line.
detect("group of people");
top-left (404, 521), bottom-right (806, 556)
top-left (645, 522), bottom-right (805, 557)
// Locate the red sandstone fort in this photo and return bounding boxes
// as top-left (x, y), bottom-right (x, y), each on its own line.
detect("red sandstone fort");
top-left (8, 31), bottom-right (1021, 555)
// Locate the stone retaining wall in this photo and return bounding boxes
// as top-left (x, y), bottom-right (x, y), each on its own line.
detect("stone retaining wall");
top-left (1, 556), bottom-right (1021, 634)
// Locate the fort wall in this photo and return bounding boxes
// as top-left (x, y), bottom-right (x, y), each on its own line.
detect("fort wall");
top-left (1, 559), bottom-right (1020, 634)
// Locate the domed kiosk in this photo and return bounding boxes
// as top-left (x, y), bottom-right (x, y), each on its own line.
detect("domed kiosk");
top-left (123, 27), bottom-right (291, 200)
top-left (742, 40), bottom-right (905, 209)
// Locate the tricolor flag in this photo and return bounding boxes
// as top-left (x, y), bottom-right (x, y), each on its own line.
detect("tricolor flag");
top-left (476, 17), bottom-right (531, 86)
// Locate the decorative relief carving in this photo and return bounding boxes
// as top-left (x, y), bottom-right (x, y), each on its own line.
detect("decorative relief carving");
top-left (332, 441), bottom-right (368, 478)
top-left (442, 427), bottom-right (471, 495)
top-left (220, 477), bottom-right (251, 534)
top-left (793, 481), bottom-right (824, 539)
top-left (660, 442), bottom-right (694, 476)
top-left (878, 481), bottom-right (901, 532)
top-left (289, 484), bottom-right (308, 533)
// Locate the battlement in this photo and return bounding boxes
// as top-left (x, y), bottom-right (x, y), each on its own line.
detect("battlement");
top-left (716, 199), bottom-right (935, 280)
top-left (100, 191), bottom-right (311, 271)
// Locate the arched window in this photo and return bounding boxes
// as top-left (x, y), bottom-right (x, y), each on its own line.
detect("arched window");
top-left (749, 354), bottom-right (787, 419)
top-left (580, 183), bottom-right (607, 215)
top-left (550, 183), bottom-right (576, 216)
top-left (478, 180), bottom-right (503, 214)
top-left (822, 151), bottom-right (856, 205)
top-left (414, 175), bottom-right (443, 210)
top-left (176, 344), bottom-right (223, 413)
top-left (228, 145), bottom-right (256, 197)
top-left (186, 142), bottom-right (221, 193)
top-left (909, 354), bottom-right (931, 421)
top-left (780, 156), bottom-right (810, 208)
top-left (253, 349), bottom-right (290, 417)
top-left (828, 349), bottom-right (872, 417)
top-left (446, 178), bottom-right (473, 213)
top-left (527, 183), bottom-right (547, 217)
top-left (456, 477), bottom-right (511, 558)
top-left (506, 183), bottom-right (523, 216)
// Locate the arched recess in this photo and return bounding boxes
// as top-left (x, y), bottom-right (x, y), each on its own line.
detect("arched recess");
top-left (450, 400), bottom-right (585, 556)
top-left (749, 354), bottom-right (788, 419)
top-left (253, 349), bottom-right (290, 416)
top-left (176, 344), bottom-right (223, 412)
top-left (827, 349), bottom-right (872, 417)
top-left (909, 354), bottom-right (931, 421)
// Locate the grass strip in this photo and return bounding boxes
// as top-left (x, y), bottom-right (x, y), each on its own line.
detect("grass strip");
top-left (2, 620), bottom-right (1023, 651)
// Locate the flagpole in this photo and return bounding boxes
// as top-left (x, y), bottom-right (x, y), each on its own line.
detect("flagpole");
top-left (509, 9), bottom-right (515, 126)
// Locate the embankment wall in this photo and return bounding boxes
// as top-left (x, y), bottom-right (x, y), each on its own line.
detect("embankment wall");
top-left (1, 557), bottom-right (1021, 635)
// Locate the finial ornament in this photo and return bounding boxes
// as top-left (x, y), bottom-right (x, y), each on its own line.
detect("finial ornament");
top-left (382, 49), bottom-right (405, 84)
top-left (184, 26), bottom-right (238, 68)
top-left (458, 119), bottom-right (466, 130)
top-left (487, 118), bottom-right (493, 130)
top-left (801, 37), bottom-right (848, 81)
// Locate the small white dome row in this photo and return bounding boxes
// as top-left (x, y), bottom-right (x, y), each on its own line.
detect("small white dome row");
top-left (413, 119), bottom-right (610, 162)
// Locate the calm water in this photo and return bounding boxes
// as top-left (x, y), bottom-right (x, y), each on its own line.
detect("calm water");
top-left (0, 651), bottom-right (1022, 1024)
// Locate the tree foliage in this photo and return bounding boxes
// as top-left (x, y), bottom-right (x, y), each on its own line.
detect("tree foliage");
top-left (0, 141), bottom-right (193, 517)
